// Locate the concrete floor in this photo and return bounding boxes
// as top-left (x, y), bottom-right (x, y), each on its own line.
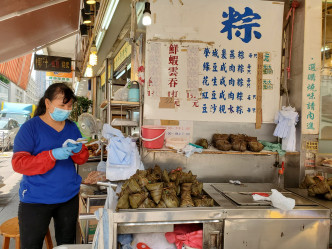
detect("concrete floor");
top-left (0, 152), bottom-right (58, 249)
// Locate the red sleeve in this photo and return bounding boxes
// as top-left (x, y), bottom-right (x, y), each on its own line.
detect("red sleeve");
top-left (12, 151), bottom-right (56, 176)
top-left (71, 144), bottom-right (89, 165)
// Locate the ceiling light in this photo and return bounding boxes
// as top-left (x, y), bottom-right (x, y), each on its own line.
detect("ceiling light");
top-left (89, 53), bottom-right (97, 66)
top-left (86, 0), bottom-right (96, 4)
top-left (89, 41), bottom-right (98, 66)
top-left (142, 2), bottom-right (151, 26)
top-left (85, 65), bottom-right (93, 77)
top-left (81, 9), bottom-right (91, 24)
top-left (101, 0), bottom-right (119, 30)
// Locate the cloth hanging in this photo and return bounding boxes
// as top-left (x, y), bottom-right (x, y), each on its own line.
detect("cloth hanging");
top-left (92, 208), bottom-right (113, 249)
top-left (273, 106), bottom-right (299, 152)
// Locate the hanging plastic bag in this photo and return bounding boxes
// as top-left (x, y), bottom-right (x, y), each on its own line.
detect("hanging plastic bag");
top-left (113, 82), bottom-right (129, 101)
top-left (102, 124), bottom-right (144, 181)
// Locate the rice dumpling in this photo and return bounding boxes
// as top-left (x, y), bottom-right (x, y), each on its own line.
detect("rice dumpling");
top-left (232, 140), bottom-right (247, 152)
top-left (153, 165), bottom-right (162, 180)
top-left (138, 198), bottom-right (156, 208)
top-left (215, 139), bottom-right (232, 151)
top-left (308, 180), bottom-right (330, 196)
top-left (195, 138), bottom-right (209, 149)
top-left (248, 141), bottom-right (264, 152)
top-left (229, 134), bottom-right (246, 143)
top-left (129, 192), bottom-right (148, 209)
top-left (180, 191), bottom-right (195, 207)
top-left (133, 174), bottom-right (149, 188)
top-left (162, 191), bottom-right (179, 208)
top-left (169, 170), bottom-right (181, 182)
top-left (116, 193), bottom-right (130, 211)
top-left (146, 173), bottom-right (160, 183)
top-left (300, 175), bottom-right (316, 189)
top-left (191, 181), bottom-right (203, 196)
top-left (181, 183), bottom-right (193, 193)
top-left (146, 182), bottom-right (163, 204)
top-left (212, 134), bottom-right (229, 142)
top-left (162, 169), bottom-right (170, 183)
top-left (176, 171), bottom-right (196, 185)
top-left (126, 178), bottom-right (142, 194)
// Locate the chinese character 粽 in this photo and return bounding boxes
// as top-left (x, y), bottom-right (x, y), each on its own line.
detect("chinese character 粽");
top-left (220, 7), bottom-right (262, 43)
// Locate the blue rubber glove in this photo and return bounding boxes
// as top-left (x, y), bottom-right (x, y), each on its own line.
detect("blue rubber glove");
top-left (67, 142), bottom-right (82, 153)
top-left (52, 147), bottom-right (75, 160)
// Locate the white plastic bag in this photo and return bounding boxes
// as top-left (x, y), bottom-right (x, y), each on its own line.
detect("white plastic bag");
top-left (131, 233), bottom-right (176, 249)
top-left (104, 187), bottom-right (117, 211)
top-left (113, 83), bottom-right (129, 101)
top-left (106, 142), bottom-right (144, 181)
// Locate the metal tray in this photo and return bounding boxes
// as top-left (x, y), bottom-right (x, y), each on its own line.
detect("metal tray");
top-left (222, 192), bottom-right (319, 206)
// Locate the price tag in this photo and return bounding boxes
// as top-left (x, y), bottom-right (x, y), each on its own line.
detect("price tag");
top-left (159, 97), bottom-right (175, 108)
top-left (256, 52), bottom-right (263, 129)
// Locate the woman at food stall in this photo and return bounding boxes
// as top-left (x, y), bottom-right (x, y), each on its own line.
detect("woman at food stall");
top-left (11, 83), bottom-right (89, 249)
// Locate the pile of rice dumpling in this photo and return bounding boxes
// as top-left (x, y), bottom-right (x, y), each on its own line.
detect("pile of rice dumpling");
top-left (211, 133), bottom-right (264, 152)
top-left (116, 166), bottom-right (214, 210)
top-left (300, 175), bottom-right (332, 201)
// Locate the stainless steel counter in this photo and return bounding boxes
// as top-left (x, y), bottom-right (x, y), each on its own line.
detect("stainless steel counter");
top-left (106, 183), bottom-right (331, 249)
top-left (287, 187), bottom-right (332, 215)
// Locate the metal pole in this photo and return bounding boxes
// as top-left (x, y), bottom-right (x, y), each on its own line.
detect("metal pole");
top-left (107, 62), bottom-right (113, 125)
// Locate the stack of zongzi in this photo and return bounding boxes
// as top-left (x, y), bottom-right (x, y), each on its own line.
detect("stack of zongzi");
top-left (116, 166), bottom-right (214, 210)
top-left (211, 133), bottom-right (264, 152)
top-left (300, 175), bottom-right (332, 201)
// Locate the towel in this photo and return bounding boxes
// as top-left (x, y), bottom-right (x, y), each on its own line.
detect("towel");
top-left (102, 124), bottom-right (132, 166)
top-left (92, 208), bottom-right (113, 249)
top-left (259, 141), bottom-right (286, 156)
top-left (273, 106), bottom-right (299, 152)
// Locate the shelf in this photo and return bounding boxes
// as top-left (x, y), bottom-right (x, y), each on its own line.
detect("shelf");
top-left (110, 100), bottom-right (140, 108)
top-left (99, 100), bottom-right (140, 110)
top-left (315, 165), bottom-right (332, 174)
top-left (145, 147), bottom-right (300, 156)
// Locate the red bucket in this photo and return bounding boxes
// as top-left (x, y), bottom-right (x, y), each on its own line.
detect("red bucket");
top-left (141, 125), bottom-right (166, 149)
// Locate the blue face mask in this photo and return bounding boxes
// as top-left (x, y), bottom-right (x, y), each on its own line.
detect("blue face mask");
top-left (49, 105), bottom-right (71, 122)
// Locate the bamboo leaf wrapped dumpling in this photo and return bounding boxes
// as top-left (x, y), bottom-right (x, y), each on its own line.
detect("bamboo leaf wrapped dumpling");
top-left (116, 193), bottom-right (130, 211)
top-left (146, 182), bottom-right (163, 204)
top-left (138, 198), bottom-right (156, 208)
top-left (180, 191), bottom-right (194, 207)
top-left (191, 181), bottom-right (203, 197)
top-left (195, 138), bottom-right (208, 149)
top-left (215, 140), bottom-right (232, 151)
top-left (162, 191), bottom-right (179, 208)
top-left (129, 192), bottom-right (149, 209)
top-left (162, 169), bottom-right (170, 183)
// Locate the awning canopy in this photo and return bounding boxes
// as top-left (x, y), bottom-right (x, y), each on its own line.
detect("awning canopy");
top-left (0, 54), bottom-right (32, 90)
top-left (0, 0), bottom-right (80, 63)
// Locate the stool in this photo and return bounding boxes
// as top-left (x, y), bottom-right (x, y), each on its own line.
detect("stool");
top-left (0, 217), bottom-right (53, 249)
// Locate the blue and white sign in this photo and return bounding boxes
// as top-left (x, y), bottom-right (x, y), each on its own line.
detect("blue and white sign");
top-left (145, 0), bottom-right (284, 123)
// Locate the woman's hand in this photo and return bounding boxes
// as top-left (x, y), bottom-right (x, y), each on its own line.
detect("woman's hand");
top-left (66, 142), bottom-right (82, 153)
top-left (52, 147), bottom-right (75, 160)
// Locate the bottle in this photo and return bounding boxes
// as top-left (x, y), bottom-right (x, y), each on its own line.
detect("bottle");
top-left (128, 81), bottom-right (140, 102)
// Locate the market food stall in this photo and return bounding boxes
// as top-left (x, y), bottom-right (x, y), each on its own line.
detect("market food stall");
top-left (73, 0), bottom-right (330, 248)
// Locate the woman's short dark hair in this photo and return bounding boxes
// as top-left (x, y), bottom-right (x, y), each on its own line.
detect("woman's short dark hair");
top-left (34, 83), bottom-right (77, 116)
